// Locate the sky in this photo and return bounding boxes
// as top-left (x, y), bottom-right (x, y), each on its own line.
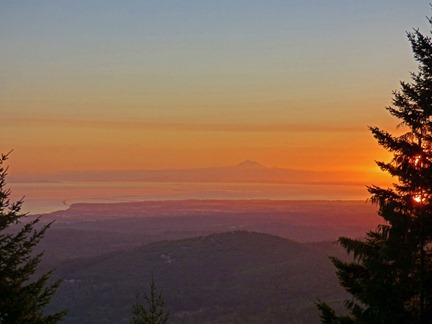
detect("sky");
top-left (1, 1), bottom-right (431, 182)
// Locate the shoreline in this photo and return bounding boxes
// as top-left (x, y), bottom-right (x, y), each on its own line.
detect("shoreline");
top-left (31, 198), bottom-right (375, 218)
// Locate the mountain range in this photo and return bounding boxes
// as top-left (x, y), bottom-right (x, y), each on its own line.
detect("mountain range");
top-left (11, 160), bottom-right (366, 185)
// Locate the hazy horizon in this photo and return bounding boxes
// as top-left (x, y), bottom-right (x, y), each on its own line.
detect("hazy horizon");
top-left (7, 158), bottom-right (390, 214)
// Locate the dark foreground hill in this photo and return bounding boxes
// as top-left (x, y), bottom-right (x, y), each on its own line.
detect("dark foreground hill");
top-left (36, 200), bottom-right (380, 263)
top-left (48, 231), bottom-right (347, 324)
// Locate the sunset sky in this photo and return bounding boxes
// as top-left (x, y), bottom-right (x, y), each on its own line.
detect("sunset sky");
top-left (1, 1), bottom-right (430, 182)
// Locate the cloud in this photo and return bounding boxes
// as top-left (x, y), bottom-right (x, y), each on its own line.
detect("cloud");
top-left (5, 116), bottom-right (366, 133)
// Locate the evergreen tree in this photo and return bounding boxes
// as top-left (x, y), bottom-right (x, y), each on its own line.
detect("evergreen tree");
top-left (317, 14), bottom-right (432, 324)
top-left (0, 152), bottom-right (66, 323)
top-left (131, 277), bottom-right (169, 324)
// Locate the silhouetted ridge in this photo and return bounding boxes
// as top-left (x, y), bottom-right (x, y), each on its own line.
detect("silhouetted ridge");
top-left (50, 231), bottom-right (344, 324)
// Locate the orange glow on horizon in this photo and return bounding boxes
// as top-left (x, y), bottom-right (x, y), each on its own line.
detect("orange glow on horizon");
top-left (413, 195), bottom-right (426, 204)
top-left (2, 112), bottom-right (397, 193)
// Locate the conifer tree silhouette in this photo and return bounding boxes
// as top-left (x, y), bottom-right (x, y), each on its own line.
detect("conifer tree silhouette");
top-left (317, 13), bottom-right (432, 324)
top-left (0, 152), bottom-right (66, 323)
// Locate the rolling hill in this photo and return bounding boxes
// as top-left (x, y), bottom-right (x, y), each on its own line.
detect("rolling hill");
top-left (47, 231), bottom-right (348, 324)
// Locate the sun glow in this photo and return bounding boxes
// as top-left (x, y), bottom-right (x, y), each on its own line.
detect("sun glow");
top-left (413, 194), bottom-right (426, 204)
top-left (414, 155), bottom-right (422, 167)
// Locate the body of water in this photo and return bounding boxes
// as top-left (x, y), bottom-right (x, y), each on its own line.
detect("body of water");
top-left (9, 181), bottom-right (372, 214)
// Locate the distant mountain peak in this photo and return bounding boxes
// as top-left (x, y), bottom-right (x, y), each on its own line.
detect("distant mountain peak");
top-left (236, 160), bottom-right (265, 168)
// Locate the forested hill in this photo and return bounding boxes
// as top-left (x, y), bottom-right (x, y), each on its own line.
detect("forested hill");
top-left (48, 231), bottom-right (347, 324)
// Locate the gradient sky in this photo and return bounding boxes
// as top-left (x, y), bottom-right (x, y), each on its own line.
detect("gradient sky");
top-left (1, 1), bottom-right (430, 181)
